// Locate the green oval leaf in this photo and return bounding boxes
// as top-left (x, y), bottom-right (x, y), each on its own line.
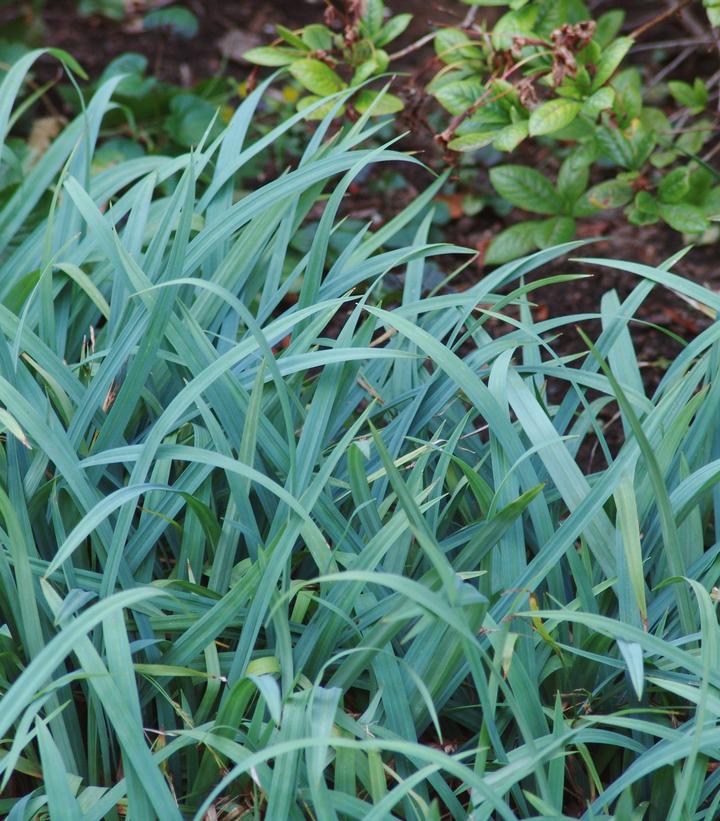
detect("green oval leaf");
top-left (492, 121), bottom-right (529, 151)
top-left (301, 24), bottom-right (334, 51)
top-left (485, 220), bottom-right (543, 265)
top-left (595, 10), bottom-right (625, 48)
top-left (489, 165), bottom-right (562, 215)
top-left (434, 78), bottom-right (485, 116)
top-left (290, 59), bottom-right (346, 96)
top-left (297, 95), bottom-right (346, 120)
top-left (276, 25), bottom-right (308, 50)
top-left (448, 131), bottom-right (498, 152)
top-left (534, 216), bottom-right (576, 249)
top-left (528, 99), bottom-right (581, 137)
top-left (581, 87), bottom-right (615, 119)
top-left (592, 36), bottom-right (634, 90)
top-left (376, 13), bottom-right (413, 48)
top-left (354, 89), bottom-right (403, 115)
top-left (575, 178), bottom-right (634, 214)
top-left (351, 50), bottom-right (389, 85)
top-left (658, 166), bottom-right (691, 204)
top-left (363, 0), bottom-right (384, 37)
top-left (659, 203), bottom-right (710, 234)
top-left (244, 46), bottom-right (304, 66)
top-left (668, 79), bottom-right (708, 114)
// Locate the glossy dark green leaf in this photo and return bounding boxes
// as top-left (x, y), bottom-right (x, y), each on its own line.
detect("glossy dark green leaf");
top-left (490, 165), bottom-right (562, 214)
top-left (485, 219), bottom-right (542, 264)
top-left (659, 202), bottom-right (710, 233)
top-left (376, 14), bottom-right (413, 48)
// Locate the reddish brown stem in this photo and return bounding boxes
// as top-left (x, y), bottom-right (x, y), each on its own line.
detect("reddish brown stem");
top-left (629, 0), bottom-right (695, 41)
top-left (438, 52), bottom-right (551, 145)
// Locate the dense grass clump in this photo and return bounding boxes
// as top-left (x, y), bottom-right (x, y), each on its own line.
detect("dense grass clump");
top-left (2, 52), bottom-right (720, 820)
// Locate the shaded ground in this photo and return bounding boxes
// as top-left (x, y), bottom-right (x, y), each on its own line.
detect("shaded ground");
top-left (31, 0), bottom-right (466, 85)
top-left (35, 0), bottom-right (318, 85)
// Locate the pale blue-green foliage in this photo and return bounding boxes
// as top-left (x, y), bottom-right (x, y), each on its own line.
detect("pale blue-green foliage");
top-left (1, 51), bottom-right (720, 820)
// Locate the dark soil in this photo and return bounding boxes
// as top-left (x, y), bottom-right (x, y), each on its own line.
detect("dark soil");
top-left (29, 0), bottom-right (468, 86)
top-left (36, 1), bottom-right (320, 85)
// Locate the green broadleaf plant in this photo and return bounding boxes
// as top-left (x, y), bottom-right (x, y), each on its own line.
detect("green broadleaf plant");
top-left (245, 0), bottom-right (408, 119)
top-left (243, 0), bottom-right (720, 263)
top-left (432, 1), bottom-right (720, 261)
